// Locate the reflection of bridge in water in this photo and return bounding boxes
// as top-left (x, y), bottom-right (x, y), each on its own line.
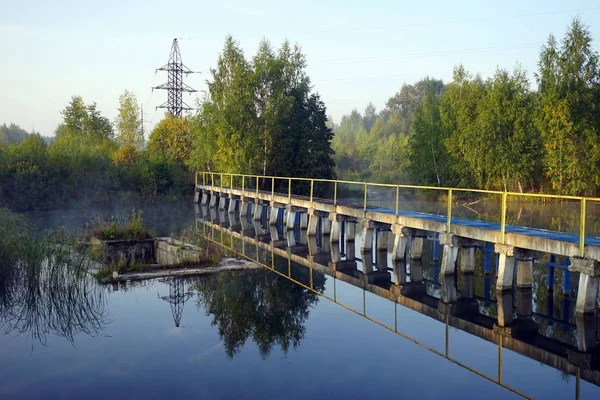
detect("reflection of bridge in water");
top-left (195, 203), bottom-right (600, 400)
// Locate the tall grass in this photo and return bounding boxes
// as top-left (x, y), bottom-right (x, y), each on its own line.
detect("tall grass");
top-left (87, 208), bottom-right (151, 240)
top-left (0, 207), bottom-right (109, 346)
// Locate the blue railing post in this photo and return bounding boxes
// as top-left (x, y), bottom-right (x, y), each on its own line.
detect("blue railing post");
top-left (484, 242), bottom-right (493, 274)
top-left (433, 232), bottom-right (440, 261)
top-left (563, 257), bottom-right (571, 295)
top-left (547, 254), bottom-right (555, 291)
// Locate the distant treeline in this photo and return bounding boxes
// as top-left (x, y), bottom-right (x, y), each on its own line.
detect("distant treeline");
top-left (333, 18), bottom-right (600, 196)
top-left (0, 37), bottom-right (336, 211)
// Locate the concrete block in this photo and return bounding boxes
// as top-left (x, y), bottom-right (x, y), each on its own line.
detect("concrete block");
top-left (569, 257), bottom-right (600, 277)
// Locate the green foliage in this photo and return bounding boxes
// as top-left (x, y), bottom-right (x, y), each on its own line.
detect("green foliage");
top-left (115, 90), bottom-right (143, 149)
top-left (87, 209), bottom-right (152, 240)
top-left (0, 123), bottom-right (29, 144)
top-left (147, 114), bottom-right (192, 165)
top-left (334, 17), bottom-right (600, 196)
top-left (187, 36), bottom-right (335, 181)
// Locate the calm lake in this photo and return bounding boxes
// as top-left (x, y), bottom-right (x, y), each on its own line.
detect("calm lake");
top-left (1, 201), bottom-right (599, 399)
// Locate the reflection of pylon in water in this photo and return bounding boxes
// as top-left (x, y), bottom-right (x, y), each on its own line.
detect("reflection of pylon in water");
top-left (158, 278), bottom-right (193, 327)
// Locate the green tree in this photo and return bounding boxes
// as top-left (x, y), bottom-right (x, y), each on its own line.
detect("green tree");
top-left (147, 114), bottom-right (192, 166)
top-left (408, 82), bottom-right (451, 186)
top-left (536, 18), bottom-right (600, 195)
top-left (115, 90), bottom-right (142, 149)
top-left (0, 123), bottom-right (29, 144)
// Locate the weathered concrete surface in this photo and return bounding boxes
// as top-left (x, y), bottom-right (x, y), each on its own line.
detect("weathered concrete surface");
top-left (569, 258), bottom-right (600, 277)
top-left (112, 258), bottom-right (260, 282)
top-left (576, 274), bottom-right (600, 314)
top-left (155, 237), bottom-right (206, 266)
top-left (91, 237), bottom-right (155, 266)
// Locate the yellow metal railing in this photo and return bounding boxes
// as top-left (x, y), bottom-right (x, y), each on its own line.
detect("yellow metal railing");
top-left (196, 171), bottom-right (600, 257)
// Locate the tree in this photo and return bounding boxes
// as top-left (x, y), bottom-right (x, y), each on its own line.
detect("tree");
top-left (536, 18), bottom-right (600, 195)
top-left (188, 36), bottom-right (335, 181)
top-left (56, 96), bottom-right (114, 144)
top-left (147, 114), bottom-right (192, 166)
top-left (408, 82), bottom-right (451, 186)
top-left (115, 90), bottom-right (142, 149)
top-left (0, 123), bottom-right (29, 144)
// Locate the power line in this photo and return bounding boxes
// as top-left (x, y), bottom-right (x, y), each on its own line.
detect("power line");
top-left (305, 6), bottom-right (600, 35)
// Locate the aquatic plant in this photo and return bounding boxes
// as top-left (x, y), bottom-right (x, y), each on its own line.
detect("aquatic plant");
top-left (87, 208), bottom-right (152, 240)
top-left (0, 208), bottom-right (110, 346)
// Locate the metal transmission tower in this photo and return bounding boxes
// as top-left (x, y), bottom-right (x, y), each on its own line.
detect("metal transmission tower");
top-left (158, 278), bottom-right (193, 327)
top-left (153, 38), bottom-right (197, 117)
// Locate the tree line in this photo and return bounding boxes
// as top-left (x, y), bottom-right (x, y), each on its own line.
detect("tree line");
top-left (334, 18), bottom-right (600, 196)
top-left (0, 37), bottom-right (336, 211)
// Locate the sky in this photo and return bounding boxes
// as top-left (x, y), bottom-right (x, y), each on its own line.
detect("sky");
top-left (1, 0), bottom-right (599, 138)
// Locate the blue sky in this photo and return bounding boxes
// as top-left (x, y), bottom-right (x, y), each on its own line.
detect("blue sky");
top-left (1, 0), bottom-right (599, 137)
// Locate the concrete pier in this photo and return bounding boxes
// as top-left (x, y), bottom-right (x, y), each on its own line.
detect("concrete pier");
top-left (516, 257), bottom-right (534, 289)
top-left (269, 207), bottom-right (280, 225)
top-left (240, 201), bottom-right (250, 217)
top-left (300, 213), bottom-right (309, 229)
top-left (408, 236), bottom-right (424, 260)
top-left (228, 197), bottom-right (237, 213)
top-left (218, 196), bottom-right (227, 211)
top-left (495, 244), bottom-right (516, 292)
top-left (286, 210), bottom-right (296, 230)
top-left (360, 219), bottom-right (374, 253)
top-left (346, 222), bottom-right (356, 242)
top-left (209, 193), bottom-right (218, 208)
top-left (253, 202), bottom-right (263, 221)
top-left (307, 214), bottom-right (318, 236)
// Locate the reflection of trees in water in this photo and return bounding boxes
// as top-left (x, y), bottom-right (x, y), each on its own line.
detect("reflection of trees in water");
top-left (0, 246), bottom-right (110, 347)
top-left (193, 267), bottom-right (326, 359)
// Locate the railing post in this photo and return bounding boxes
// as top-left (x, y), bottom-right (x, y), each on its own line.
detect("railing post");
top-left (195, 172), bottom-right (197, 187)
top-left (310, 180), bottom-right (314, 203)
top-left (334, 181), bottom-right (337, 206)
top-left (395, 185), bottom-right (399, 216)
top-left (446, 189), bottom-right (452, 233)
top-left (288, 178), bottom-right (291, 201)
top-left (271, 177), bottom-right (275, 199)
top-left (364, 182), bottom-right (368, 211)
top-left (580, 197), bottom-right (586, 258)
top-left (500, 192), bottom-right (507, 244)
top-left (231, 174), bottom-right (233, 189)
top-left (220, 173), bottom-right (223, 191)
top-left (256, 176), bottom-right (259, 195)
top-left (211, 173), bottom-right (214, 187)
top-left (242, 175), bottom-right (245, 193)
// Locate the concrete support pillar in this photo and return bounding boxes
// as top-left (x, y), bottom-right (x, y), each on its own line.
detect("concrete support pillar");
top-left (194, 190), bottom-right (200, 203)
top-left (409, 259), bottom-right (423, 281)
top-left (495, 244), bottom-right (516, 292)
top-left (440, 245), bottom-right (458, 275)
top-left (408, 237), bottom-right (424, 260)
top-left (299, 213), bottom-right (309, 229)
top-left (496, 292), bottom-right (514, 327)
top-left (516, 258), bottom-right (534, 289)
top-left (376, 230), bottom-right (389, 251)
top-left (219, 210), bottom-right (228, 227)
top-left (330, 220), bottom-right (342, 243)
top-left (240, 215), bottom-right (250, 232)
top-left (461, 273), bottom-right (475, 299)
top-left (286, 211), bottom-right (296, 230)
top-left (209, 194), bottom-right (217, 208)
top-left (307, 214), bottom-right (318, 236)
top-left (299, 229), bottom-right (308, 245)
top-left (269, 207), bottom-right (280, 225)
top-left (269, 225), bottom-right (280, 242)
top-left (391, 235), bottom-right (408, 261)
top-left (228, 198), bottom-right (237, 213)
top-left (575, 274), bottom-right (599, 315)
top-left (286, 230), bottom-right (296, 247)
top-left (321, 218), bottom-right (331, 235)
top-left (459, 247), bottom-right (476, 274)
top-left (575, 314), bottom-right (597, 352)
top-left (253, 203), bottom-right (263, 221)
top-left (201, 192), bottom-right (209, 205)
top-left (345, 241), bottom-right (356, 261)
top-left (218, 196), bottom-right (227, 211)
top-left (228, 212), bottom-right (239, 228)
top-left (307, 236), bottom-right (318, 256)
top-left (393, 260), bottom-right (407, 285)
top-left (516, 289), bottom-right (533, 318)
top-left (240, 201), bottom-right (249, 217)
top-left (441, 274), bottom-right (457, 304)
top-left (330, 243), bottom-right (341, 263)
top-left (361, 228), bottom-right (374, 252)
top-left (345, 222), bottom-right (356, 242)
top-left (361, 250), bottom-right (374, 274)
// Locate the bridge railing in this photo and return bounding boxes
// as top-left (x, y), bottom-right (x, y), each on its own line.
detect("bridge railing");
top-left (196, 171), bottom-right (600, 257)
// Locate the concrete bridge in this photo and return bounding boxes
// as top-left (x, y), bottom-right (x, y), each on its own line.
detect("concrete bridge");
top-left (194, 172), bottom-right (600, 315)
top-left (194, 204), bottom-right (600, 399)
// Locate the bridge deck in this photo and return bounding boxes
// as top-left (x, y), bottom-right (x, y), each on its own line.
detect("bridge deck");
top-left (198, 184), bottom-right (600, 259)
